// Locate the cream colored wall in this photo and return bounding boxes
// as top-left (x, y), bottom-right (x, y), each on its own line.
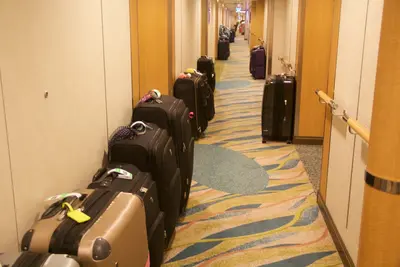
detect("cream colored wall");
top-left (175, 0), bottom-right (202, 75)
top-left (102, 0), bottom-right (133, 133)
top-left (264, 0), bottom-right (298, 74)
top-left (0, 0), bottom-right (132, 254)
top-left (326, 0), bottom-right (384, 263)
top-left (208, 0), bottom-right (217, 59)
top-left (0, 73), bottom-right (18, 253)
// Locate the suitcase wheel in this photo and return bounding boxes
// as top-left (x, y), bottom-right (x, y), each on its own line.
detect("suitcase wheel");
top-left (262, 139), bottom-right (267, 144)
top-left (286, 140), bottom-right (292, 144)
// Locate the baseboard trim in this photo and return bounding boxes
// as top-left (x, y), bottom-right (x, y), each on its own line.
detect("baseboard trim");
top-left (317, 192), bottom-right (355, 267)
top-left (293, 136), bottom-right (323, 145)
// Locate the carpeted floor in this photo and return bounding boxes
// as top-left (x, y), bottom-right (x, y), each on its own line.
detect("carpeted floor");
top-left (295, 145), bottom-right (323, 192)
top-left (163, 37), bottom-right (343, 266)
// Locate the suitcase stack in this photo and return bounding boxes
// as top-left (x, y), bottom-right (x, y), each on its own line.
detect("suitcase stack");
top-left (6, 62), bottom-right (213, 267)
top-left (261, 74), bottom-right (296, 144)
top-left (11, 95), bottom-right (199, 266)
top-left (250, 46), bottom-right (266, 79)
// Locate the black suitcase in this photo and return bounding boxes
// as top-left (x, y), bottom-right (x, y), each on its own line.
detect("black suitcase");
top-left (262, 75), bottom-right (296, 143)
top-left (218, 38), bottom-right (230, 60)
top-left (148, 212), bottom-right (165, 267)
top-left (229, 29), bottom-right (235, 43)
top-left (89, 163), bottom-right (159, 230)
top-left (109, 122), bottom-right (181, 245)
top-left (88, 163), bottom-right (164, 266)
top-left (132, 95), bottom-right (194, 213)
top-left (173, 72), bottom-right (214, 139)
top-left (197, 56), bottom-right (216, 92)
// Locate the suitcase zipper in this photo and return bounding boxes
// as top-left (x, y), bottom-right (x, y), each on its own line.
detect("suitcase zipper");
top-left (193, 76), bottom-right (201, 134)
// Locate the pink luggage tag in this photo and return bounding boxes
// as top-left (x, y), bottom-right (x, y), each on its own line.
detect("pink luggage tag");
top-left (145, 253), bottom-right (150, 267)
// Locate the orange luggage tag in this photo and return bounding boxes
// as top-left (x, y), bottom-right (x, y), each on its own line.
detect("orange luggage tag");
top-left (62, 202), bottom-right (91, 223)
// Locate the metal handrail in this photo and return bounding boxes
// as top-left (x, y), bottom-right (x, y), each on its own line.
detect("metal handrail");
top-left (315, 89), bottom-right (370, 144)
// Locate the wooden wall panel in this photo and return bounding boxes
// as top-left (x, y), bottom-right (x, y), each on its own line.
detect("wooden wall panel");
top-left (295, 0), bottom-right (335, 138)
top-left (319, 0), bottom-right (342, 201)
top-left (136, 0), bottom-right (174, 96)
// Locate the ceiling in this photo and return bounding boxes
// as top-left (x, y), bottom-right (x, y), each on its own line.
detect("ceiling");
top-left (221, 0), bottom-right (248, 13)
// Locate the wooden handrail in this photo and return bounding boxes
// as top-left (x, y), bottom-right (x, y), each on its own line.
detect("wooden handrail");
top-left (315, 89), bottom-right (370, 144)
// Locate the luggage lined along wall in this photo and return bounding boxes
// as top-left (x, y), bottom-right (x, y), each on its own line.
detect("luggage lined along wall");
top-left (0, 0), bottom-right (132, 254)
top-left (324, 0), bottom-right (384, 263)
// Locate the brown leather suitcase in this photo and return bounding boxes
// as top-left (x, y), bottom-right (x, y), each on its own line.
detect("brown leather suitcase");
top-left (21, 189), bottom-right (148, 267)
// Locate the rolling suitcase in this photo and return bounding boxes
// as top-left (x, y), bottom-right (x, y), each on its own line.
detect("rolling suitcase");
top-left (109, 122), bottom-right (181, 245)
top-left (173, 72), bottom-right (213, 139)
top-left (218, 38), bottom-right (230, 60)
top-left (261, 75), bottom-right (296, 143)
top-left (147, 212), bottom-right (165, 267)
top-left (250, 46), bottom-right (266, 79)
top-left (10, 252), bottom-right (79, 267)
top-left (21, 189), bottom-right (148, 267)
top-left (89, 163), bottom-right (159, 231)
top-left (197, 56), bottom-right (216, 92)
top-left (88, 163), bottom-right (164, 267)
top-left (132, 95), bottom-right (194, 213)
top-left (229, 29), bottom-right (235, 43)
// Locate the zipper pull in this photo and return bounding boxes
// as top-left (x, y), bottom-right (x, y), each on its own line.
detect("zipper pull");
top-left (182, 143), bottom-right (186, 152)
top-left (140, 187), bottom-right (148, 193)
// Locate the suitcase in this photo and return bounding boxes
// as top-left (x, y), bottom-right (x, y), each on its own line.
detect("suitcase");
top-left (173, 72), bottom-right (214, 139)
top-left (250, 46), bottom-right (266, 79)
top-left (109, 122), bottom-right (181, 245)
top-left (185, 69), bottom-right (215, 122)
top-left (218, 38), bottom-right (230, 60)
top-left (10, 252), bottom-right (79, 267)
top-left (197, 56), bottom-right (216, 92)
top-left (147, 212), bottom-right (165, 267)
top-left (132, 96), bottom-right (194, 213)
top-left (261, 75), bottom-right (296, 143)
top-left (89, 163), bottom-right (159, 232)
top-left (21, 189), bottom-right (148, 267)
top-left (229, 29), bottom-right (235, 43)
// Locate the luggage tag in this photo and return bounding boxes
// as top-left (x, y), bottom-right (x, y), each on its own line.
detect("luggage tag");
top-left (62, 202), bottom-right (91, 223)
top-left (107, 168), bottom-right (133, 180)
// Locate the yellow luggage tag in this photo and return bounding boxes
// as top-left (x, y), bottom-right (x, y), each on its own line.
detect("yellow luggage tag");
top-left (62, 202), bottom-right (91, 223)
top-left (186, 68), bottom-right (196, 74)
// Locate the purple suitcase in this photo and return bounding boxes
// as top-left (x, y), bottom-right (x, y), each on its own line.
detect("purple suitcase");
top-left (250, 46), bottom-right (266, 79)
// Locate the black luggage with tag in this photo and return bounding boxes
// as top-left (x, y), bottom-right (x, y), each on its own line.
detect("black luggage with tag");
top-left (109, 122), bottom-right (181, 245)
top-left (197, 56), bottom-right (216, 92)
top-left (174, 72), bottom-right (214, 139)
top-left (132, 95), bottom-right (194, 213)
top-left (218, 38), bottom-right (230, 60)
top-left (88, 163), bottom-right (164, 267)
top-left (261, 75), bottom-right (296, 143)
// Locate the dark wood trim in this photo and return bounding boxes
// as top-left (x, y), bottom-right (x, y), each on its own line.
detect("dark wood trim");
top-left (293, 136), bottom-right (323, 145)
top-left (317, 193), bottom-right (355, 267)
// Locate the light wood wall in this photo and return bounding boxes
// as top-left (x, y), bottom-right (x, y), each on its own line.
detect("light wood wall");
top-left (295, 0), bottom-right (335, 139)
top-left (130, 0), bottom-right (175, 99)
top-left (319, 0), bottom-right (342, 201)
top-left (249, 0), bottom-right (265, 50)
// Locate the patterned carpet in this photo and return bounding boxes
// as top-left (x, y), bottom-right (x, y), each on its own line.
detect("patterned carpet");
top-left (163, 37), bottom-right (343, 266)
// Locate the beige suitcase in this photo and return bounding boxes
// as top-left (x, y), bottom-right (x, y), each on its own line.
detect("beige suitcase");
top-left (21, 189), bottom-right (148, 267)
